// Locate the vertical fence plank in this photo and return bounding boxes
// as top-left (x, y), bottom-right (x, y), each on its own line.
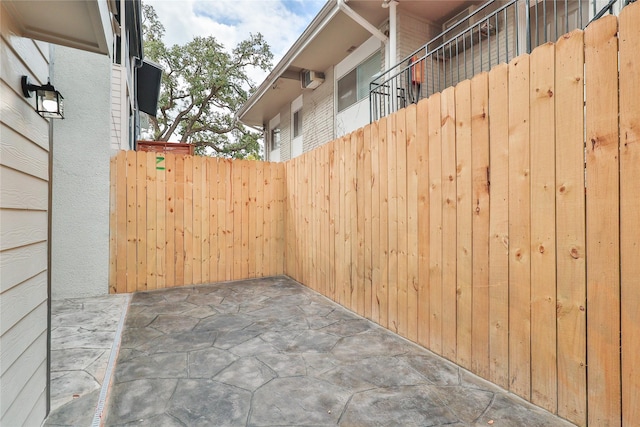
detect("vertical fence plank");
top-left (115, 151), bottom-right (127, 294)
top-left (363, 127), bottom-right (372, 319)
top-left (135, 151), bottom-right (147, 291)
top-left (488, 63), bottom-right (510, 390)
top-left (109, 156), bottom-right (117, 293)
top-left (208, 158), bottom-right (218, 283)
top-left (529, 42), bottom-right (557, 413)
top-left (619, 5), bottom-right (640, 424)
top-left (255, 162), bottom-right (262, 277)
top-left (471, 72), bottom-right (490, 379)
top-left (329, 143), bottom-right (337, 301)
top-left (276, 163), bottom-right (285, 274)
top-left (146, 152), bottom-right (158, 290)
top-left (508, 54), bottom-right (531, 400)
top-left (370, 122), bottom-right (381, 324)
top-left (406, 104), bottom-right (419, 343)
top-left (387, 114), bottom-right (399, 333)
top-left (241, 161), bottom-right (250, 280)
top-left (396, 109), bottom-right (409, 338)
top-left (416, 98), bottom-right (430, 348)
top-left (221, 159), bottom-right (232, 281)
top-left (340, 137), bottom-right (349, 307)
top-left (555, 29), bottom-right (587, 426)
top-left (357, 128), bottom-right (366, 317)
top-left (428, 93), bottom-right (443, 355)
top-left (455, 79), bottom-right (473, 370)
top-left (183, 155), bottom-right (194, 285)
top-left (585, 15), bottom-right (621, 427)
top-left (249, 161), bottom-right (258, 278)
top-left (156, 154), bottom-right (166, 290)
top-left (165, 154), bottom-right (176, 287)
top-left (349, 133), bottom-right (358, 311)
top-left (441, 86), bottom-right (457, 362)
top-left (125, 151), bottom-right (137, 293)
top-left (201, 158), bottom-right (210, 283)
top-left (232, 161), bottom-right (242, 280)
top-left (216, 159), bottom-right (231, 282)
top-left (192, 157), bottom-right (203, 284)
top-left (378, 118), bottom-right (389, 329)
top-left (175, 155), bottom-right (185, 287)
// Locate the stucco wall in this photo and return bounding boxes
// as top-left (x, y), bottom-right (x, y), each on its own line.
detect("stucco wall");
top-left (51, 46), bottom-right (111, 299)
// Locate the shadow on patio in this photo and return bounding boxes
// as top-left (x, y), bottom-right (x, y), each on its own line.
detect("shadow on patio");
top-left (46, 277), bottom-right (572, 426)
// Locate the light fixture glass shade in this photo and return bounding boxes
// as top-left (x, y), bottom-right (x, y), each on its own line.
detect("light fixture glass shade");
top-left (21, 76), bottom-right (64, 119)
top-left (35, 88), bottom-right (64, 119)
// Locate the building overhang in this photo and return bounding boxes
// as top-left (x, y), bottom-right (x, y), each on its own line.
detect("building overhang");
top-left (3, 0), bottom-right (115, 56)
top-left (238, 0), bottom-right (474, 128)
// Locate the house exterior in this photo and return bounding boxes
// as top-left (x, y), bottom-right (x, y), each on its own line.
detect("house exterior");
top-left (0, 0), bottom-right (153, 424)
top-left (51, 0), bottom-right (161, 300)
top-left (238, 0), bottom-right (617, 162)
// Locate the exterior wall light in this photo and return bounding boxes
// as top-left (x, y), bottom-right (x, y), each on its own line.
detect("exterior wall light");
top-left (21, 76), bottom-right (64, 119)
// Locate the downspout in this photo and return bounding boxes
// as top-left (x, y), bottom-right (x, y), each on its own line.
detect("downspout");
top-left (336, 0), bottom-right (389, 66)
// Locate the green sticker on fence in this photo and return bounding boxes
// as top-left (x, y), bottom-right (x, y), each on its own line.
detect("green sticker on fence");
top-left (156, 156), bottom-right (165, 170)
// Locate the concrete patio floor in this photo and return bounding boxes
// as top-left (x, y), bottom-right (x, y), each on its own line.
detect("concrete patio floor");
top-left (47, 276), bottom-right (573, 426)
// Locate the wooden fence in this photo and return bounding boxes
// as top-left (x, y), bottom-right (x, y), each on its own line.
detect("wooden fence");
top-left (109, 152), bottom-right (285, 293)
top-left (110, 5), bottom-right (639, 426)
top-left (285, 8), bottom-right (638, 427)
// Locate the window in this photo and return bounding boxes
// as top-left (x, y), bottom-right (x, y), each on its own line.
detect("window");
top-left (337, 50), bottom-right (381, 112)
top-left (271, 127), bottom-right (281, 150)
top-left (293, 109), bottom-right (302, 138)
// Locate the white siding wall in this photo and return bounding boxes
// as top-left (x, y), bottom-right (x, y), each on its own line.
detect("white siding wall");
top-left (0, 4), bottom-right (50, 426)
top-left (111, 64), bottom-right (123, 150)
top-left (302, 66), bottom-right (334, 153)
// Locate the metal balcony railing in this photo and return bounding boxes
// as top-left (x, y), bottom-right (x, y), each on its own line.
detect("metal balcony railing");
top-left (370, 0), bottom-right (632, 122)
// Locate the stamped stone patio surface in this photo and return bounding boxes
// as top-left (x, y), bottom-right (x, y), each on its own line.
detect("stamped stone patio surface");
top-left (45, 294), bottom-right (129, 426)
top-left (104, 276), bottom-right (573, 427)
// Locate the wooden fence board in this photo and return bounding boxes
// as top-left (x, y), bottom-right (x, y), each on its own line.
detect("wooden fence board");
top-left (135, 151), bottom-right (147, 290)
top-left (165, 154), bottom-right (176, 287)
top-left (200, 159), bottom-right (210, 283)
top-left (471, 72), bottom-right (490, 379)
top-left (508, 54), bottom-right (531, 400)
top-left (207, 158), bottom-right (218, 284)
top-left (529, 41), bottom-right (557, 413)
top-left (555, 29), bottom-right (587, 426)
top-left (241, 161), bottom-right (250, 280)
top-left (378, 118), bottom-right (389, 329)
top-left (255, 162), bottom-right (262, 277)
top-left (192, 156), bottom-right (203, 284)
top-left (405, 104), bottom-right (419, 343)
top-left (585, 15), bottom-right (621, 427)
top-left (146, 152), bottom-right (158, 290)
top-left (156, 154), bottom-right (166, 289)
top-left (363, 127), bottom-right (372, 319)
top-left (175, 155), bottom-right (185, 287)
top-left (619, 5), bottom-right (640, 424)
top-left (396, 109), bottom-right (409, 338)
top-left (232, 160), bottom-right (242, 280)
top-left (249, 161), bottom-right (258, 278)
top-left (416, 98), bottom-right (430, 348)
top-left (428, 93), bottom-right (443, 355)
top-left (488, 63), bottom-right (510, 390)
top-left (441, 86), bottom-right (457, 362)
top-left (329, 143), bottom-right (337, 301)
top-left (455, 79), bottom-right (473, 370)
top-left (126, 151), bottom-right (137, 293)
top-left (357, 128), bottom-right (366, 317)
top-left (183, 155), bottom-right (193, 285)
top-left (387, 113), bottom-right (399, 333)
top-left (370, 123), bottom-right (381, 324)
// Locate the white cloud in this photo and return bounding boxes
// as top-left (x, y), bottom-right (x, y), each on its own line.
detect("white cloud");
top-left (144, 0), bottom-right (326, 84)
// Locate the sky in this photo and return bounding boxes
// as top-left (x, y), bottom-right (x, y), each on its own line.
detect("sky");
top-left (145, 0), bottom-right (327, 84)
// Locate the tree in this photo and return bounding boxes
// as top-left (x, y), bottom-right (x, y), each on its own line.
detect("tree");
top-left (142, 3), bottom-right (273, 158)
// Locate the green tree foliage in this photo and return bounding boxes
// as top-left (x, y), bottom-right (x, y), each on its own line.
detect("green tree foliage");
top-left (142, 3), bottom-right (272, 158)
